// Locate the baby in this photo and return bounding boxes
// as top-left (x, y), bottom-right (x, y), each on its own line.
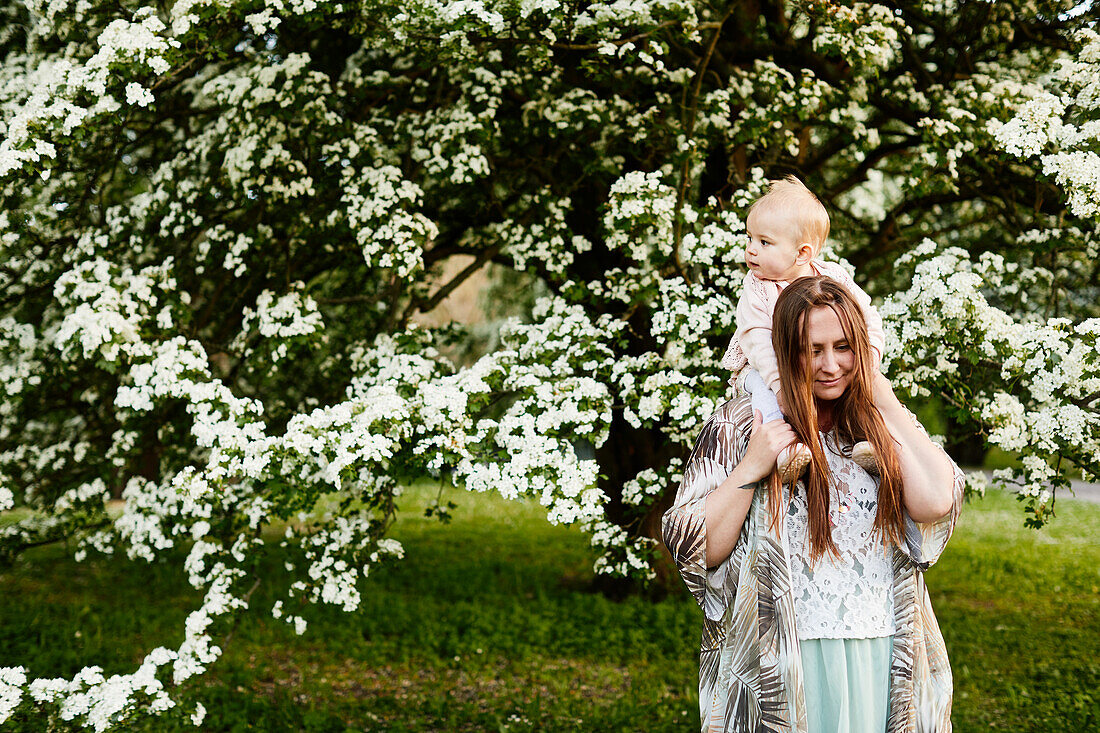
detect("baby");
top-left (720, 175), bottom-right (884, 483)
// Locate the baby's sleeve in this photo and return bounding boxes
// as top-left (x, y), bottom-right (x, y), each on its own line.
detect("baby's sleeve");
top-left (735, 280), bottom-right (783, 394)
top-left (821, 262), bottom-right (885, 368)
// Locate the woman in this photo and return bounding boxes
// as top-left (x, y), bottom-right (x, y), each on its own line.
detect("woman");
top-left (663, 277), bottom-right (962, 733)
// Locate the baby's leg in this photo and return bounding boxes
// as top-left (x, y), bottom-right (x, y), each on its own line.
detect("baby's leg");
top-left (743, 369), bottom-right (809, 484)
top-left (743, 370), bottom-right (784, 424)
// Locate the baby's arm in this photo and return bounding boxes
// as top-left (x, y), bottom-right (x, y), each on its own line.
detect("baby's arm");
top-left (735, 282), bottom-right (784, 396)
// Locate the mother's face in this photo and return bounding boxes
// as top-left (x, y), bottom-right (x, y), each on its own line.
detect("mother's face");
top-left (804, 305), bottom-right (855, 402)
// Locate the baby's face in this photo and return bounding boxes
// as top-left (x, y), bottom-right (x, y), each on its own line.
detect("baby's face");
top-left (744, 210), bottom-right (810, 281)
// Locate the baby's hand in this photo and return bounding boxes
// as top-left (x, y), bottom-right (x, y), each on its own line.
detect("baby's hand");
top-left (776, 388), bottom-right (789, 416)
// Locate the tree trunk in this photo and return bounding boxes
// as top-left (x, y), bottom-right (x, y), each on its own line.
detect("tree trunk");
top-left (591, 408), bottom-right (688, 598)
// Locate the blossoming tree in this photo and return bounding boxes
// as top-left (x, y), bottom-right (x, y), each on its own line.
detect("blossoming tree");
top-left (1, 0), bottom-right (1099, 726)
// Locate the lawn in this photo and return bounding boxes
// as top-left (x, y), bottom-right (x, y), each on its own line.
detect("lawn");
top-left (1, 486), bottom-right (1097, 731)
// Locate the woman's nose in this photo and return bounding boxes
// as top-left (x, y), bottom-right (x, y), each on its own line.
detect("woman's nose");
top-left (819, 350), bottom-right (838, 373)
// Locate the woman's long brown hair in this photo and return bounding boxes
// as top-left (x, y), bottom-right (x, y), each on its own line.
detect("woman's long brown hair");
top-left (770, 276), bottom-right (905, 562)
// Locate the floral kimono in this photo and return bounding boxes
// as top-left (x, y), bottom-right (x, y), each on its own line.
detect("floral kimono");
top-left (662, 396), bottom-right (964, 733)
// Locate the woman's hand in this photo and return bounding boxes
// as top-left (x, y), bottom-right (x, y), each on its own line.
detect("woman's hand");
top-left (739, 409), bottom-right (798, 484)
top-left (872, 372), bottom-right (956, 522)
top-left (703, 410), bottom-right (797, 567)
top-left (870, 371), bottom-right (902, 410)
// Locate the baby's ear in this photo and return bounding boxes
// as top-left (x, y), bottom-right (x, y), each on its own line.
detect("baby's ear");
top-left (796, 242), bottom-right (816, 264)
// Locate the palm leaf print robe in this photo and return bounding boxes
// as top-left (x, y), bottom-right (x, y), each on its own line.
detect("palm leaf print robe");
top-left (662, 396), bottom-right (964, 733)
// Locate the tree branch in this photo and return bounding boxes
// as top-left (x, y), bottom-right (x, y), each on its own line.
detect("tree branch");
top-left (402, 244), bottom-right (502, 327)
top-left (672, 12), bottom-right (731, 283)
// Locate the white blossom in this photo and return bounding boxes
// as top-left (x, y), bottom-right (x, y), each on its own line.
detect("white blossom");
top-left (1, 2), bottom-right (1097, 728)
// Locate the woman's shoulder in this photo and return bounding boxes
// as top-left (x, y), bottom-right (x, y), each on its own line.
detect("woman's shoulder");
top-left (686, 395), bottom-right (753, 465)
top-left (705, 395), bottom-right (753, 430)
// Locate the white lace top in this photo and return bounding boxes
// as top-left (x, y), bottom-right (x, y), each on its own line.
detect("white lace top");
top-left (784, 434), bottom-right (895, 640)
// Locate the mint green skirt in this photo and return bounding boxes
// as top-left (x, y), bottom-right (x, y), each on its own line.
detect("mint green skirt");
top-left (799, 636), bottom-right (893, 733)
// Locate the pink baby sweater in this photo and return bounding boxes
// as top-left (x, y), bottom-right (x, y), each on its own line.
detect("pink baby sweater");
top-left (721, 260), bottom-right (885, 395)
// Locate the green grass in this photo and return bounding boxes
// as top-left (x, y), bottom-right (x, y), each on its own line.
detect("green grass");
top-left (1, 487), bottom-right (1098, 731)
top-left (933, 491), bottom-right (1100, 730)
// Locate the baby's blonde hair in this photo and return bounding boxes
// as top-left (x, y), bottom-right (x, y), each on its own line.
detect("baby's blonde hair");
top-left (746, 175), bottom-right (830, 252)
